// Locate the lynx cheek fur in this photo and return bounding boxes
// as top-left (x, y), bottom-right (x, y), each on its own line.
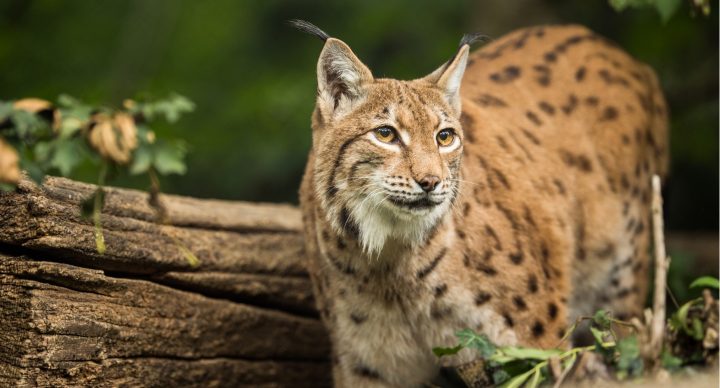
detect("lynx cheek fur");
top-left (296, 21), bottom-right (668, 387)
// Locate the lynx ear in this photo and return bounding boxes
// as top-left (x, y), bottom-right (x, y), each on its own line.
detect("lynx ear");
top-left (317, 38), bottom-right (373, 119)
top-left (423, 44), bottom-right (470, 114)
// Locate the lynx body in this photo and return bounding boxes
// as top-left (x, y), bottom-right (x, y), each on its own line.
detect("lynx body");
top-left (298, 22), bottom-right (668, 387)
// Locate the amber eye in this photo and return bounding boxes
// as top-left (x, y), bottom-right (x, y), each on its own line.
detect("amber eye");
top-left (373, 126), bottom-right (397, 143)
top-left (436, 129), bottom-right (456, 147)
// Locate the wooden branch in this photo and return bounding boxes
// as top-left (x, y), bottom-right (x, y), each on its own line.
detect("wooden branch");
top-left (649, 174), bottom-right (669, 361)
top-left (0, 177), bottom-right (331, 386)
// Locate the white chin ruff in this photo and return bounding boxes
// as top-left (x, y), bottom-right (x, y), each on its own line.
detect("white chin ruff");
top-left (348, 192), bottom-right (448, 255)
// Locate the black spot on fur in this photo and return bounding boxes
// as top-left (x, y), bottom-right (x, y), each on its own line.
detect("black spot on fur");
top-left (417, 248), bottom-right (448, 279)
top-left (460, 112), bottom-right (476, 143)
top-left (600, 106), bottom-right (619, 121)
top-left (513, 295), bottom-right (528, 310)
top-left (503, 313), bottom-right (515, 327)
top-left (538, 101), bottom-right (556, 115)
top-left (492, 168), bottom-right (511, 189)
top-left (575, 66), bottom-right (586, 81)
top-left (548, 303), bottom-right (558, 321)
top-left (340, 207), bottom-right (359, 238)
top-left (328, 254), bottom-right (355, 275)
top-left (490, 65), bottom-right (522, 83)
top-left (476, 261), bottom-right (499, 276)
top-left (350, 312), bottom-right (367, 324)
top-left (475, 291), bottom-right (493, 305)
top-left (559, 150), bottom-right (593, 173)
top-left (585, 96), bottom-right (599, 106)
top-left (520, 128), bottom-right (541, 145)
top-left (434, 284), bottom-right (448, 298)
top-left (532, 64), bottom-right (551, 86)
top-left (475, 94), bottom-right (508, 107)
top-left (532, 321), bottom-right (545, 337)
top-left (525, 111), bottom-right (543, 126)
top-left (616, 288), bottom-right (631, 299)
top-left (544, 51), bottom-right (557, 63)
top-left (353, 365), bottom-right (382, 380)
top-left (561, 94), bottom-right (579, 115)
top-left (485, 225), bottom-right (502, 250)
top-left (528, 274), bottom-right (539, 293)
top-left (509, 252), bottom-right (524, 265)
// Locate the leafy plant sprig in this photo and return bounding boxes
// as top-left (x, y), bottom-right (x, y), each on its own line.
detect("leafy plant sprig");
top-left (0, 93), bottom-right (197, 263)
top-left (433, 277), bottom-right (718, 387)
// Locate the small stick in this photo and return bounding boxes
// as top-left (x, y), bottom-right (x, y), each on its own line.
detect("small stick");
top-left (649, 174), bottom-right (669, 360)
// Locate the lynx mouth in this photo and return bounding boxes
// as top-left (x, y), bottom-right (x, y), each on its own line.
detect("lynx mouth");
top-left (387, 196), bottom-right (442, 210)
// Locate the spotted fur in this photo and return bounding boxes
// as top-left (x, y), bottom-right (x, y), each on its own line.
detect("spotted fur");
top-left (298, 23), bottom-right (668, 387)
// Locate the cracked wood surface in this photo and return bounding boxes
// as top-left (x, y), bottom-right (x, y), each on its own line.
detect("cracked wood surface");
top-left (0, 177), bottom-right (331, 387)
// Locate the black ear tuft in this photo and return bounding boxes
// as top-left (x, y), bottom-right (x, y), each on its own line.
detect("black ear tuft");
top-left (288, 19), bottom-right (331, 42)
top-left (458, 32), bottom-right (490, 49)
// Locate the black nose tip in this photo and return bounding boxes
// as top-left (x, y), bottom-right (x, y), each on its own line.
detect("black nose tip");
top-left (417, 175), bottom-right (441, 192)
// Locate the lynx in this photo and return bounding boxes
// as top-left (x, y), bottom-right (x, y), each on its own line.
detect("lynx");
top-left (295, 20), bottom-right (668, 387)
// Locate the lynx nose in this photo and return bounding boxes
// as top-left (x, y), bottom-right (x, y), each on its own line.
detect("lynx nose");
top-left (417, 175), bottom-right (441, 192)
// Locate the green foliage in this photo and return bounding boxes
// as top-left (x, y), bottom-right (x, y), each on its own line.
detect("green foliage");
top-left (615, 336), bottom-right (643, 379)
top-left (0, 94), bottom-right (193, 256)
top-left (609, 0), bottom-right (712, 21)
top-left (689, 276), bottom-right (719, 290)
top-left (593, 309), bottom-right (613, 330)
top-left (433, 290), bottom-right (717, 387)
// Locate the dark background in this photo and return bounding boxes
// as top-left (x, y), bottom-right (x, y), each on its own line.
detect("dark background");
top-left (1, 0), bottom-right (717, 294)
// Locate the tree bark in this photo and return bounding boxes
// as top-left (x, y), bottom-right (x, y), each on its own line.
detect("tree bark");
top-left (0, 177), bottom-right (331, 387)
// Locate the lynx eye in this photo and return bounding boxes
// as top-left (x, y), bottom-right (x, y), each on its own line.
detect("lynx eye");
top-left (436, 129), bottom-right (456, 147)
top-left (373, 126), bottom-right (398, 143)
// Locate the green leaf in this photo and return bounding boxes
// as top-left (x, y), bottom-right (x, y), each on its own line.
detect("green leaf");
top-left (11, 109), bottom-right (47, 138)
top-left (690, 318), bottom-right (704, 340)
top-left (655, 0), bottom-right (682, 22)
top-left (616, 336), bottom-right (643, 378)
top-left (689, 276), bottom-right (719, 290)
top-left (492, 368), bottom-right (511, 385)
top-left (0, 101), bottom-right (13, 121)
top-left (152, 140), bottom-right (187, 175)
top-left (456, 329), bottom-right (496, 358)
top-left (590, 326), bottom-right (607, 345)
top-left (433, 344), bottom-right (463, 357)
top-left (660, 350), bottom-right (683, 370)
top-left (502, 368), bottom-right (533, 388)
top-left (18, 151), bottom-right (45, 184)
top-left (129, 144), bottom-right (153, 175)
top-left (493, 347), bottom-right (563, 362)
top-left (50, 138), bottom-right (84, 176)
top-left (593, 309), bottom-right (612, 330)
top-left (526, 368), bottom-right (543, 388)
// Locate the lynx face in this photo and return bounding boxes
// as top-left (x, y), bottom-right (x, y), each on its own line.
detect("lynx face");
top-left (310, 37), bottom-right (470, 254)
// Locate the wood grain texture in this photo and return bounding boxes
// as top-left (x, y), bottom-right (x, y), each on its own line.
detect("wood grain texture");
top-left (0, 177), bottom-right (331, 387)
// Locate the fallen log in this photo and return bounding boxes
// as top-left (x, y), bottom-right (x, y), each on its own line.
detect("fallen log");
top-left (0, 177), bottom-right (331, 387)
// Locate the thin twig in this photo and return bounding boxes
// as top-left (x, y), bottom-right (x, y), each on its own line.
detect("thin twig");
top-left (649, 174), bottom-right (669, 360)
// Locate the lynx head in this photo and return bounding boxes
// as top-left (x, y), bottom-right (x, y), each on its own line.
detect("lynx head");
top-left (293, 20), bottom-right (477, 255)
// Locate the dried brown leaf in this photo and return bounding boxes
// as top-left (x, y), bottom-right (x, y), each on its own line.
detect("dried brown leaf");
top-left (13, 98), bottom-right (52, 113)
top-left (0, 137), bottom-right (21, 184)
top-left (87, 113), bottom-right (138, 164)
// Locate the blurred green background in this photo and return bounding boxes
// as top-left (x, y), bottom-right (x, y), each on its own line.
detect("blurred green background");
top-left (0, 0), bottom-right (716, 236)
